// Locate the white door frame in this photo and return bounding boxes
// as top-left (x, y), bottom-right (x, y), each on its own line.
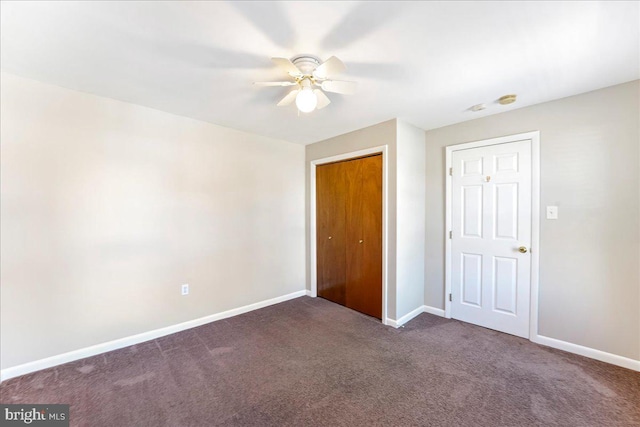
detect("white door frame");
top-left (309, 145), bottom-right (389, 325)
top-left (445, 131), bottom-right (540, 339)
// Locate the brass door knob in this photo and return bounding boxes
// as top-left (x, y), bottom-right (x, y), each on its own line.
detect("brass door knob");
top-left (359, 240), bottom-right (363, 243)
top-left (328, 236), bottom-right (332, 239)
top-left (518, 246), bottom-right (528, 253)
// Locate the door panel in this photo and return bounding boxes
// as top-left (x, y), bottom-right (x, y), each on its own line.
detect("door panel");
top-left (316, 161), bottom-right (347, 305)
top-left (345, 157), bottom-right (364, 313)
top-left (493, 256), bottom-right (517, 314)
top-left (316, 154), bottom-right (382, 320)
top-left (451, 140), bottom-right (532, 338)
top-left (494, 183), bottom-right (518, 240)
top-left (348, 154), bottom-right (382, 319)
top-left (461, 253), bottom-right (482, 307)
top-left (462, 185), bottom-right (483, 238)
top-left (463, 157), bottom-right (483, 176)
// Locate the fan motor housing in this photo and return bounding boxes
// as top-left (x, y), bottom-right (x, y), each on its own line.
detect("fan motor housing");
top-left (291, 55), bottom-right (321, 75)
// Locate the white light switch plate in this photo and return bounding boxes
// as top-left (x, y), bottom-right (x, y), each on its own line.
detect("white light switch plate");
top-left (546, 206), bottom-right (558, 220)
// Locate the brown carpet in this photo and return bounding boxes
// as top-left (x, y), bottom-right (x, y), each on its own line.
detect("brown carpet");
top-left (1, 296), bottom-right (639, 426)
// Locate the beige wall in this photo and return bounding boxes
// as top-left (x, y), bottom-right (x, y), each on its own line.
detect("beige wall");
top-left (396, 121), bottom-right (426, 319)
top-left (306, 120), bottom-right (398, 319)
top-left (306, 119), bottom-right (427, 322)
top-left (3, 70), bottom-right (637, 370)
top-left (0, 72), bottom-right (306, 370)
top-left (425, 80), bottom-right (640, 360)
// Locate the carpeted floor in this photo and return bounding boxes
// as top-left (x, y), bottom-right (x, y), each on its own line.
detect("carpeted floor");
top-left (1, 296), bottom-right (639, 426)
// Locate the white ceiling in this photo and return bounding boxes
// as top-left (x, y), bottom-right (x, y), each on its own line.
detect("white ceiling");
top-left (1, 1), bottom-right (638, 144)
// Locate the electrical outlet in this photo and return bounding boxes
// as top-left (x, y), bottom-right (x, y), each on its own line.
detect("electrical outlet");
top-left (181, 284), bottom-right (189, 296)
top-left (546, 206), bottom-right (558, 220)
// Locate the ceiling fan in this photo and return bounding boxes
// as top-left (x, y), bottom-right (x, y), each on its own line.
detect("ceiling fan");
top-left (254, 55), bottom-right (357, 113)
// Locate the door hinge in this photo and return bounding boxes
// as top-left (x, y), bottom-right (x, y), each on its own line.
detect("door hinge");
top-left (449, 230), bottom-right (452, 239)
top-left (449, 293), bottom-right (452, 302)
top-left (449, 167), bottom-right (453, 176)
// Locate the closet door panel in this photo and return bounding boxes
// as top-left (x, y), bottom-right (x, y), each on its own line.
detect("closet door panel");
top-left (316, 162), bottom-right (347, 305)
top-left (345, 158), bottom-right (364, 314)
top-left (347, 155), bottom-right (383, 319)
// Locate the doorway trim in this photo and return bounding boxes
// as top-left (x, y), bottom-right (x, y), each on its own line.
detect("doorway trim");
top-left (309, 145), bottom-right (389, 325)
top-left (444, 131), bottom-right (540, 339)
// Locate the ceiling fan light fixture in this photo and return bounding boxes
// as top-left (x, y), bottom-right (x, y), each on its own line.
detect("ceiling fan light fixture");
top-left (296, 88), bottom-right (317, 113)
top-left (260, 54), bottom-right (353, 112)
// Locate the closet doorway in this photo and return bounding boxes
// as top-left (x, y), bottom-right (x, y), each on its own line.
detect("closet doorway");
top-left (315, 153), bottom-right (383, 319)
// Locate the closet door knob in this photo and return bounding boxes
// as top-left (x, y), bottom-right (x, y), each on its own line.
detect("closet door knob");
top-left (359, 240), bottom-right (363, 243)
top-left (328, 236), bottom-right (332, 239)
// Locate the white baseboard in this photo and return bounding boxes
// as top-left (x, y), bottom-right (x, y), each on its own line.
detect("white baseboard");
top-left (385, 318), bottom-right (400, 328)
top-left (305, 289), bottom-right (313, 297)
top-left (423, 305), bottom-right (445, 317)
top-left (386, 305), bottom-right (446, 328)
top-left (387, 305), bottom-right (425, 328)
top-left (5, 292), bottom-right (636, 382)
top-left (531, 334), bottom-right (640, 372)
top-left (0, 289), bottom-right (307, 382)
top-left (386, 308), bottom-right (639, 372)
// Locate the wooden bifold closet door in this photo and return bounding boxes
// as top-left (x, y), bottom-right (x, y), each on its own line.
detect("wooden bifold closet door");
top-left (316, 154), bottom-right (382, 319)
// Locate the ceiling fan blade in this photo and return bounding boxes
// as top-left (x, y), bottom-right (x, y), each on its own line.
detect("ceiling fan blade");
top-left (321, 80), bottom-right (357, 95)
top-left (313, 56), bottom-right (346, 79)
top-left (277, 89), bottom-right (300, 106)
top-left (314, 90), bottom-right (331, 109)
top-left (272, 57), bottom-right (302, 76)
top-left (253, 81), bottom-right (297, 87)
top-left (320, 3), bottom-right (402, 50)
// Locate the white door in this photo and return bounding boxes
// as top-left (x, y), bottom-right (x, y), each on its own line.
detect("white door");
top-left (451, 140), bottom-right (532, 338)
